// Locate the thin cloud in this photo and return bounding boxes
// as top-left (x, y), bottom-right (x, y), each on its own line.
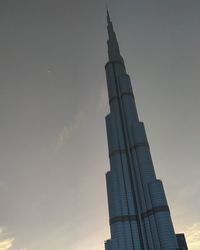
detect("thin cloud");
top-left (54, 112), bottom-right (85, 153)
top-left (0, 228), bottom-right (14, 250)
top-left (186, 223), bottom-right (200, 250)
top-left (98, 86), bottom-right (108, 112)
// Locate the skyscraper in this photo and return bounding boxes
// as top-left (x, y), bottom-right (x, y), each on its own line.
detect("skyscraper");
top-left (104, 11), bottom-right (188, 250)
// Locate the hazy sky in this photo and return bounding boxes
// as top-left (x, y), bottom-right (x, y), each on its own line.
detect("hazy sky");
top-left (0, 0), bottom-right (200, 249)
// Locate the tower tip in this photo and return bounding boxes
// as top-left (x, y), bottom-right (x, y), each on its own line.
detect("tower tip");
top-left (105, 0), bottom-right (108, 10)
top-left (105, 0), bottom-right (111, 23)
top-left (106, 9), bottom-right (111, 24)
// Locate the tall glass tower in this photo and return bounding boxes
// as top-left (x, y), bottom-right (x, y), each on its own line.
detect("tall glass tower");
top-left (104, 11), bottom-right (188, 250)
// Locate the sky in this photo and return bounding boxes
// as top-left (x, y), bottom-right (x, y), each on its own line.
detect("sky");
top-left (0, 0), bottom-right (199, 249)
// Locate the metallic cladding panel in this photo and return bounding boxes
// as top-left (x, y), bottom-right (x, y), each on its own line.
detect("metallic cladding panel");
top-left (111, 222), bottom-right (127, 250)
top-left (154, 213), bottom-right (179, 250)
top-left (176, 234), bottom-right (188, 250)
top-left (105, 62), bottom-right (126, 103)
top-left (119, 153), bottom-right (136, 215)
top-left (118, 74), bottom-right (132, 93)
top-left (105, 240), bottom-right (111, 250)
top-left (132, 122), bottom-right (156, 183)
top-left (104, 11), bottom-right (186, 250)
top-left (105, 238), bottom-right (120, 250)
top-left (114, 63), bottom-right (126, 78)
top-left (112, 155), bottom-right (129, 216)
top-left (148, 180), bottom-right (167, 207)
top-left (132, 122), bottom-right (147, 144)
top-left (123, 221), bottom-right (136, 250)
top-left (131, 221), bottom-right (143, 249)
top-left (106, 63), bottom-right (118, 101)
top-left (106, 113), bottom-right (119, 155)
top-left (148, 215), bottom-right (162, 249)
top-left (143, 217), bottom-right (155, 249)
top-left (106, 171), bottom-right (121, 219)
top-left (118, 73), bottom-right (139, 123)
top-left (149, 180), bottom-right (178, 249)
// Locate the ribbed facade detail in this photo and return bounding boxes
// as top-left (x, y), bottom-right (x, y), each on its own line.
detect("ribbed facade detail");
top-left (104, 11), bottom-right (187, 250)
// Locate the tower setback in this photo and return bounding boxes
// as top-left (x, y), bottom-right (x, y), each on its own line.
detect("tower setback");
top-left (104, 11), bottom-right (188, 250)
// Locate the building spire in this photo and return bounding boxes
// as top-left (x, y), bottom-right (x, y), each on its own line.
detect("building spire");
top-left (106, 9), bottom-right (111, 24)
top-left (104, 9), bottom-right (187, 250)
top-left (106, 10), bottom-right (124, 63)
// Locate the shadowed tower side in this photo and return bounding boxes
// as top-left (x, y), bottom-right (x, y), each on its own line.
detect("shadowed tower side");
top-left (104, 11), bottom-right (188, 250)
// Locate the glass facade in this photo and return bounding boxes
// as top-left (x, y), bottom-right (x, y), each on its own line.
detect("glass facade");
top-left (104, 11), bottom-right (188, 250)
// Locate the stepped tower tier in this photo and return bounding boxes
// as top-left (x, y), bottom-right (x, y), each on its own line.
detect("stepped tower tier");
top-left (104, 11), bottom-right (187, 250)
